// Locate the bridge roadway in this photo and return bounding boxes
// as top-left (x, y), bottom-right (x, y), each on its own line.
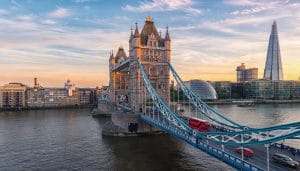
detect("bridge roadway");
top-left (141, 111), bottom-right (300, 170)
top-left (202, 127), bottom-right (300, 171)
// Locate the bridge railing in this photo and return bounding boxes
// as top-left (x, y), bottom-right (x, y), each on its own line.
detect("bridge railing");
top-left (141, 114), bottom-right (264, 171)
top-left (197, 141), bottom-right (263, 171)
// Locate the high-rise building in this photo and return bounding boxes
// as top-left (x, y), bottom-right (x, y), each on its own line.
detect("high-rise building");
top-left (236, 63), bottom-right (258, 82)
top-left (263, 21), bottom-right (284, 80)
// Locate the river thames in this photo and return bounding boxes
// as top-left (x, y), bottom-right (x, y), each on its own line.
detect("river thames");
top-left (0, 103), bottom-right (300, 170)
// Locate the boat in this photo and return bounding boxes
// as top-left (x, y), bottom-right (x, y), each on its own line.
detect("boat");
top-left (235, 101), bottom-right (255, 107)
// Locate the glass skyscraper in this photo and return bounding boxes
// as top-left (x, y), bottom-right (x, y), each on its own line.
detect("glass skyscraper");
top-left (263, 21), bottom-right (284, 80)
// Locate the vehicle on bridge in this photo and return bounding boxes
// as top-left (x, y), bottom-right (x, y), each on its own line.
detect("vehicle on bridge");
top-left (188, 118), bottom-right (211, 132)
top-left (234, 147), bottom-right (254, 157)
top-left (272, 153), bottom-right (299, 168)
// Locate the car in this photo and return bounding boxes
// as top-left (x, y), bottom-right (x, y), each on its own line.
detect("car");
top-left (234, 147), bottom-right (254, 157)
top-left (272, 153), bottom-right (299, 168)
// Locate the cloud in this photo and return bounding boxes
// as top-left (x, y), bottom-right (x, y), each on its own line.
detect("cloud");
top-left (42, 19), bottom-right (56, 25)
top-left (123, 0), bottom-right (202, 16)
top-left (231, 6), bottom-right (267, 15)
top-left (0, 9), bottom-right (9, 15)
top-left (230, 0), bottom-right (290, 16)
top-left (224, 0), bottom-right (261, 6)
top-left (49, 8), bottom-right (72, 18)
top-left (72, 0), bottom-right (95, 3)
top-left (11, 0), bottom-right (22, 7)
top-left (1, 0), bottom-right (300, 86)
top-left (0, 13), bottom-right (131, 86)
top-left (17, 15), bottom-right (35, 21)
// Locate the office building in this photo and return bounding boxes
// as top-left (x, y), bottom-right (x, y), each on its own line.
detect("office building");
top-left (213, 81), bottom-right (232, 99)
top-left (77, 88), bottom-right (97, 105)
top-left (236, 63), bottom-right (258, 82)
top-left (0, 83), bottom-right (28, 109)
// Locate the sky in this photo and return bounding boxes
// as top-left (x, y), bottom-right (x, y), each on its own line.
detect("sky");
top-left (0, 0), bottom-right (300, 87)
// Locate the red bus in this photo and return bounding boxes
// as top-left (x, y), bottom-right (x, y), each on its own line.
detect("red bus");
top-left (188, 118), bottom-right (211, 132)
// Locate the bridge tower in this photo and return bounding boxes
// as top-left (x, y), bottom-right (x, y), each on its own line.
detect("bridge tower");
top-left (129, 16), bottom-right (171, 114)
top-left (108, 51), bottom-right (115, 101)
top-left (109, 46), bottom-right (130, 103)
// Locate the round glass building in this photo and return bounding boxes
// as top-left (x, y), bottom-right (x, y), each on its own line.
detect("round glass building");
top-left (185, 80), bottom-right (218, 100)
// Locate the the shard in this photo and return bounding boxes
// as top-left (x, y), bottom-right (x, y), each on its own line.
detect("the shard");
top-left (263, 21), bottom-right (284, 80)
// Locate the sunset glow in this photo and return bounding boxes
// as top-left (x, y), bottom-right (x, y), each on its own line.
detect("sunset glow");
top-left (1, 0), bottom-right (300, 87)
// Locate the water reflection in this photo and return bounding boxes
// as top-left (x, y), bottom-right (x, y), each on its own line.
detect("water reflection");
top-left (0, 108), bottom-right (233, 170)
top-left (1, 104), bottom-right (298, 170)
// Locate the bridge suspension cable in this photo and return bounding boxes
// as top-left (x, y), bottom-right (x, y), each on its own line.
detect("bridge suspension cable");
top-left (137, 60), bottom-right (193, 133)
top-left (168, 62), bottom-right (245, 130)
top-left (136, 60), bottom-right (300, 146)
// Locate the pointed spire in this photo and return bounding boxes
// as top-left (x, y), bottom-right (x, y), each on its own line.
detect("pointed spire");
top-left (271, 20), bottom-right (277, 36)
top-left (129, 26), bottom-right (134, 41)
top-left (134, 22), bottom-right (140, 37)
top-left (165, 26), bottom-right (170, 41)
top-left (109, 50), bottom-right (114, 60)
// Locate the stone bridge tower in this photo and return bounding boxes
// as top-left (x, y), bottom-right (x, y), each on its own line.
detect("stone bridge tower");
top-left (129, 16), bottom-right (171, 114)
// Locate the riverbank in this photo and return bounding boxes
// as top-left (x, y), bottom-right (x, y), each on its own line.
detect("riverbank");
top-left (205, 99), bottom-right (300, 105)
top-left (0, 104), bottom-right (96, 112)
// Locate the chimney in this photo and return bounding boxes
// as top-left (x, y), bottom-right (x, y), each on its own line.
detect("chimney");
top-left (34, 77), bottom-right (38, 87)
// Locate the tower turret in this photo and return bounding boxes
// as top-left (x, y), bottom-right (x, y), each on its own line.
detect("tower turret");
top-left (130, 22), bottom-right (141, 59)
top-left (134, 22), bottom-right (140, 38)
top-left (165, 26), bottom-right (171, 61)
top-left (165, 26), bottom-right (171, 41)
top-left (109, 50), bottom-right (115, 65)
top-left (129, 26), bottom-right (134, 42)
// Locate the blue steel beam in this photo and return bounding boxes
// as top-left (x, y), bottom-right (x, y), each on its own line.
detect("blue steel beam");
top-left (140, 114), bottom-right (264, 171)
top-left (138, 60), bottom-right (300, 147)
top-left (168, 62), bottom-right (245, 130)
top-left (137, 60), bottom-right (193, 133)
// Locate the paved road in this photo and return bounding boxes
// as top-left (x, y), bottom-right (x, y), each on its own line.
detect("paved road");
top-left (208, 127), bottom-right (300, 171)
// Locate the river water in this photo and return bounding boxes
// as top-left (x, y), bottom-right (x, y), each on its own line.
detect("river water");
top-left (0, 103), bottom-right (299, 170)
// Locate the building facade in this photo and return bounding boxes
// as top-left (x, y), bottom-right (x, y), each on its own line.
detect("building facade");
top-left (236, 63), bottom-right (258, 82)
top-left (77, 88), bottom-right (97, 105)
top-left (233, 80), bottom-right (300, 100)
top-left (26, 78), bottom-right (96, 108)
top-left (213, 81), bottom-right (232, 99)
top-left (0, 83), bottom-right (28, 110)
top-left (109, 16), bottom-right (171, 113)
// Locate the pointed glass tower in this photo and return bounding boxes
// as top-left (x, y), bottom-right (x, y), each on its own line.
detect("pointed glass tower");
top-left (263, 21), bottom-right (284, 80)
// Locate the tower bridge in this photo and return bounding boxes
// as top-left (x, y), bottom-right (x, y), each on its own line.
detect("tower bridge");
top-left (100, 17), bottom-right (300, 171)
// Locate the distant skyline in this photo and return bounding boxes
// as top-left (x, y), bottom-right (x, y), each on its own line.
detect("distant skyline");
top-left (1, 0), bottom-right (300, 87)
